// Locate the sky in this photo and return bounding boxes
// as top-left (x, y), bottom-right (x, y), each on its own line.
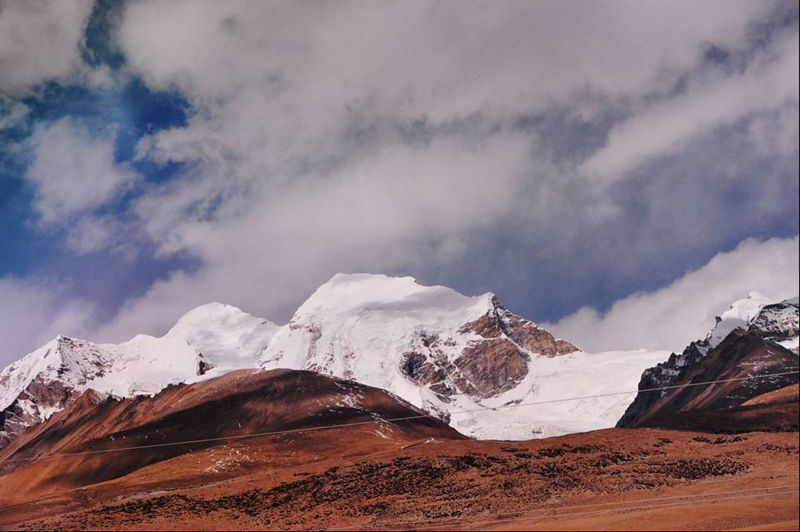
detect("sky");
top-left (0, 0), bottom-right (798, 366)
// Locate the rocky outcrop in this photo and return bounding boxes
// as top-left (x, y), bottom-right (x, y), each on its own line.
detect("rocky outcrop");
top-left (555, 338), bottom-right (579, 354)
top-left (196, 354), bottom-right (215, 376)
top-left (396, 295), bottom-right (578, 400)
top-left (460, 296), bottom-right (578, 357)
top-left (399, 333), bottom-right (529, 400)
top-left (618, 294), bottom-right (799, 432)
top-left (748, 299), bottom-right (799, 347)
top-left (0, 378), bottom-right (72, 448)
top-left (616, 340), bottom-right (711, 429)
top-left (455, 339), bottom-right (529, 398)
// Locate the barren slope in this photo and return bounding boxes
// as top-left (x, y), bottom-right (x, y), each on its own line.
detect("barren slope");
top-left (0, 428), bottom-right (796, 531)
top-left (0, 368), bottom-right (461, 503)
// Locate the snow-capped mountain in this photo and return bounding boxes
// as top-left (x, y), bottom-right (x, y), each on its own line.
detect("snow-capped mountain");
top-left (259, 273), bottom-right (666, 439)
top-left (0, 303), bottom-right (278, 447)
top-left (1, 273), bottom-right (671, 444)
top-left (261, 274), bottom-right (578, 390)
top-left (618, 293), bottom-right (799, 430)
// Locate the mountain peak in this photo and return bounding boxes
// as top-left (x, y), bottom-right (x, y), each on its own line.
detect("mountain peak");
top-left (1, 301), bottom-right (281, 449)
top-left (261, 273), bottom-right (585, 438)
top-left (297, 273), bottom-right (495, 321)
top-left (160, 302), bottom-right (279, 369)
top-left (168, 302), bottom-right (273, 334)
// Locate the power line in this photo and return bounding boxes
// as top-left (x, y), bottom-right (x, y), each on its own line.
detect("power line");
top-left (449, 370), bottom-right (800, 414)
top-left (1, 370), bottom-right (797, 464)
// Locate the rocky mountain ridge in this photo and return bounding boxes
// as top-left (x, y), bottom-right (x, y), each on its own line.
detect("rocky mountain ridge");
top-left (618, 294), bottom-right (799, 431)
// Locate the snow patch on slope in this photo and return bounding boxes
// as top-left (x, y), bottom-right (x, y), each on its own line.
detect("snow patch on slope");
top-left (444, 349), bottom-right (670, 439)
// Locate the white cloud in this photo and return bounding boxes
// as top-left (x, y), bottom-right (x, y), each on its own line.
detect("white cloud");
top-left (0, 0), bottom-right (94, 94)
top-left (0, 96), bottom-right (28, 130)
top-left (581, 30), bottom-right (799, 181)
top-left (0, 0), bottom-right (796, 373)
top-left (0, 277), bottom-right (95, 366)
top-left (546, 236), bottom-right (800, 353)
top-left (114, 0), bottom-right (778, 191)
top-left (113, 0), bottom-right (780, 200)
top-left (63, 215), bottom-right (132, 255)
top-left (117, 0), bottom-right (770, 119)
top-left (26, 118), bottom-right (138, 224)
top-left (746, 103), bottom-right (800, 158)
top-left (81, 0), bottom-right (797, 345)
top-left (93, 133), bottom-right (532, 341)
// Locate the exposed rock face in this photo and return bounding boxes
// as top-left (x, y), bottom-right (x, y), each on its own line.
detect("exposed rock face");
top-left (196, 354), bottom-right (215, 376)
top-left (618, 295), bottom-right (799, 432)
top-left (398, 335), bottom-right (529, 400)
top-left (399, 337), bottom-right (530, 401)
top-left (555, 338), bottom-right (579, 354)
top-left (460, 296), bottom-right (578, 357)
top-left (455, 339), bottom-right (528, 398)
top-left (0, 378), bottom-right (73, 449)
top-left (396, 296), bottom-right (577, 400)
top-left (748, 299), bottom-right (799, 347)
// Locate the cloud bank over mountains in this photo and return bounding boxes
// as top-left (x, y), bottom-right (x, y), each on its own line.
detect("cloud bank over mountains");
top-left (547, 236), bottom-right (800, 352)
top-left (0, 0), bottom-right (797, 364)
